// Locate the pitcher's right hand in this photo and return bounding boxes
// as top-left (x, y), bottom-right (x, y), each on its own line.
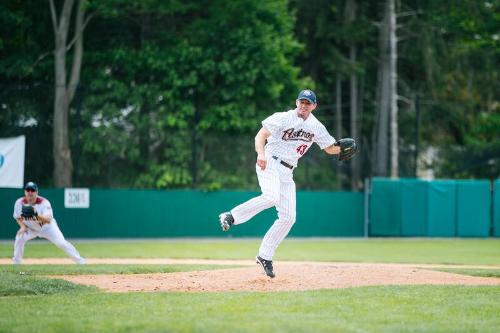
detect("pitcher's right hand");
top-left (257, 154), bottom-right (267, 170)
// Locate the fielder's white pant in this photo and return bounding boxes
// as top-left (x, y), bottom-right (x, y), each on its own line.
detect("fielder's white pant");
top-left (231, 157), bottom-right (296, 261)
top-left (12, 219), bottom-right (85, 264)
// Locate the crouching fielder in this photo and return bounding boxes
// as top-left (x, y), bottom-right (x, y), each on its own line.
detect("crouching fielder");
top-left (12, 181), bottom-right (86, 264)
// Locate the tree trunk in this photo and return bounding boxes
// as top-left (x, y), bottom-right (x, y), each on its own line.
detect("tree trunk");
top-left (389, 0), bottom-right (398, 178)
top-left (139, 106), bottom-right (150, 169)
top-left (50, 0), bottom-right (86, 187)
top-left (53, 47), bottom-right (72, 187)
top-left (138, 15), bottom-right (151, 173)
top-left (346, 0), bottom-right (360, 190)
top-left (350, 50), bottom-right (360, 189)
top-left (191, 102), bottom-right (202, 187)
top-left (358, 73), bottom-right (365, 181)
top-left (375, 0), bottom-right (391, 176)
top-left (335, 75), bottom-right (343, 189)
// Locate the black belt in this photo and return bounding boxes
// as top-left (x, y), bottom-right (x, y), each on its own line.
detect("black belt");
top-left (272, 156), bottom-right (293, 169)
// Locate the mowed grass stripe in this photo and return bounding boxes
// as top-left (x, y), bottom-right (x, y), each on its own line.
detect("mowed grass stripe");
top-left (0, 286), bottom-right (499, 333)
top-left (0, 272), bottom-right (96, 296)
top-left (1, 239), bottom-right (499, 264)
top-left (0, 264), bottom-right (240, 275)
top-left (0, 264), bottom-right (240, 296)
top-left (434, 268), bottom-right (500, 278)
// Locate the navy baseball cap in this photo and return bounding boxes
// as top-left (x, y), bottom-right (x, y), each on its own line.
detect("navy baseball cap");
top-left (24, 182), bottom-right (38, 191)
top-left (297, 89), bottom-right (317, 104)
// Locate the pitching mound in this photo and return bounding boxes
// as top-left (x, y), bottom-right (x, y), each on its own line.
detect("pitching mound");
top-left (25, 259), bottom-right (499, 293)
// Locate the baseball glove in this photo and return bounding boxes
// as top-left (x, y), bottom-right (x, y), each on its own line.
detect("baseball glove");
top-left (21, 205), bottom-right (38, 219)
top-left (334, 138), bottom-right (358, 161)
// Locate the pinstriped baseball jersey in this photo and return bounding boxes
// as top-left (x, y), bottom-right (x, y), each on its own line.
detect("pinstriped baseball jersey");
top-left (262, 109), bottom-right (336, 167)
top-left (13, 196), bottom-right (52, 232)
top-left (12, 192), bottom-right (85, 264)
top-left (220, 90), bottom-right (337, 271)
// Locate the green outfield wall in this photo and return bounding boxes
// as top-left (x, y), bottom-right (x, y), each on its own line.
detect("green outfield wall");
top-left (427, 180), bottom-right (457, 236)
top-left (456, 180), bottom-right (491, 237)
top-left (494, 179), bottom-right (500, 237)
top-left (369, 180), bottom-right (401, 236)
top-left (2, 178), bottom-right (498, 239)
top-left (370, 178), bottom-right (496, 237)
top-left (0, 189), bottom-right (364, 239)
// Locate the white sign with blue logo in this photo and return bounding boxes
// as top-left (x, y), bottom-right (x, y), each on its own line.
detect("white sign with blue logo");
top-left (0, 136), bottom-right (25, 188)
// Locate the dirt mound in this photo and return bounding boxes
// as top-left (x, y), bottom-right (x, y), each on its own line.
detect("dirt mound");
top-left (34, 259), bottom-right (500, 293)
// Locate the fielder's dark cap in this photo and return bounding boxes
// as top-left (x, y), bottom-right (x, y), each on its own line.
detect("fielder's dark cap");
top-left (24, 182), bottom-right (38, 191)
top-left (297, 89), bottom-right (317, 104)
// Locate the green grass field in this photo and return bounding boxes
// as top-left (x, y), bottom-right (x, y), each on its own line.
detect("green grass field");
top-left (0, 238), bottom-right (499, 332)
top-left (1, 238), bottom-right (500, 264)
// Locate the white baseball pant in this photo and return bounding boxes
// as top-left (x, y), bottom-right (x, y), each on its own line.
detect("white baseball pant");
top-left (231, 157), bottom-right (296, 260)
top-left (12, 219), bottom-right (85, 264)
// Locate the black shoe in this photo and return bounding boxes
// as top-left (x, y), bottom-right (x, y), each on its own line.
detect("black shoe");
top-left (219, 212), bottom-right (234, 232)
top-left (256, 256), bottom-right (275, 278)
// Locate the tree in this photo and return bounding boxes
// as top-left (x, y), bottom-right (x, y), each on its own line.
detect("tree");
top-left (345, 0), bottom-right (362, 188)
top-left (335, 74), bottom-right (343, 188)
top-left (290, 0), bottom-right (376, 189)
top-left (415, 0), bottom-right (499, 178)
top-left (76, 0), bottom-right (303, 189)
top-left (49, 0), bottom-right (91, 187)
top-left (0, 1), bottom-right (55, 184)
top-left (3, 0), bottom-right (496, 188)
top-left (374, 0), bottom-right (398, 177)
top-left (388, 0), bottom-right (398, 178)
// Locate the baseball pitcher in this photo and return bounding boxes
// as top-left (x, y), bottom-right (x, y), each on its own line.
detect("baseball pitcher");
top-left (219, 89), bottom-right (357, 278)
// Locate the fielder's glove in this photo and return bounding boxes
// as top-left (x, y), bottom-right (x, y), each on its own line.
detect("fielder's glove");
top-left (21, 205), bottom-right (38, 219)
top-left (334, 138), bottom-right (358, 161)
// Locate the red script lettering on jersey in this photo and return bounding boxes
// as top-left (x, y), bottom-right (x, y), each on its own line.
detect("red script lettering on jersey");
top-left (296, 144), bottom-right (308, 155)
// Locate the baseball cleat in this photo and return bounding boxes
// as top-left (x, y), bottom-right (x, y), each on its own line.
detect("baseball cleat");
top-left (219, 212), bottom-right (234, 232)
top-left (256, 255), bottom-right (275, 278)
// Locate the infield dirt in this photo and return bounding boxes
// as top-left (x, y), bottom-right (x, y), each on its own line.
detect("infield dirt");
top-left (2, 258), bottom-right (499, 293)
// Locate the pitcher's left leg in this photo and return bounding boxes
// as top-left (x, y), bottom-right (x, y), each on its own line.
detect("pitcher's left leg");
top-left (258, 180), bottom-right (296, 261)
top-left (42, 221), bottom-right (86, 264)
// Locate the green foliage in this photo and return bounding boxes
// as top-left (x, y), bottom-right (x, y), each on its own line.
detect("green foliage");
top-left (135, 164), bottom-right (192, 188)
top-left (0, 1), bottom-right (52, 78)
top-left (77, 0), bottom-right (303, 188)
top-left (1, 0), bottom-right (498, 187)
top-left (0, 1), bottom-right (55, 184)
top-left (404, 1), bottom-right (499, 178)
top-left (439, 111), bottom-right (500, 178)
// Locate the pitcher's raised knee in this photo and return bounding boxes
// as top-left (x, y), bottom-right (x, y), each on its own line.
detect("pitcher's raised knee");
top-left (261, 192), bottom-right (280, 206)
top-left (278, 211), bottom-right (296, 226)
